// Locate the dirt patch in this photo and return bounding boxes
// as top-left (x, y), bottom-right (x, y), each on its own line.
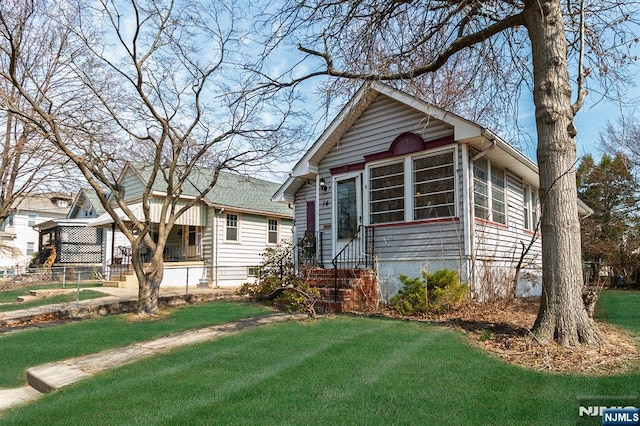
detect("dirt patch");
top-left (121, 309), bottom-right (174, 322)
top-left (385, 298), bottom-right (640, 375)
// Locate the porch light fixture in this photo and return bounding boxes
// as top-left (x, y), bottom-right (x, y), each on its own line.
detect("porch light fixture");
top-left (319, 177), bottom-right (328, 192)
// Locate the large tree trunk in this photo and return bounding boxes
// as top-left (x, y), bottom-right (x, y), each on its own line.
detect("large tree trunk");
top-left (132, 244), bottom-right (164, 315)
top-left (524, 0), bottom-right (603, 346)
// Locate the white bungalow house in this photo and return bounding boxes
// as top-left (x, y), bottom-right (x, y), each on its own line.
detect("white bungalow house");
top-left (35, 166), bottom-right (293, 288)
top-left (97, 164), bottom-right (294, 288)
top-left (273, 82), bottom-right (591, 301)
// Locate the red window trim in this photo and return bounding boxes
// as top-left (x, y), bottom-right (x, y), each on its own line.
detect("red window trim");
top-left (369, 216), bottom-right (460, 229)
top-left (474, 217), bottom-right (509, 230)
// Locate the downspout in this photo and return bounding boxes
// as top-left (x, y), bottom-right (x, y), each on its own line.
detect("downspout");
top-left (468, 133), bottom-right (496, 293)
top-left (470, 134), bottom-right (496, 161)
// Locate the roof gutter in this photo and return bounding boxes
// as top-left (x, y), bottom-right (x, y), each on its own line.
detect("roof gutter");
top-left (471, 130), bottom-right (497, 161)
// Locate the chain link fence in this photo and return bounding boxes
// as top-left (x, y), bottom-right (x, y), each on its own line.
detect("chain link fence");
top-left (0, 264), bottom-right (233, 317)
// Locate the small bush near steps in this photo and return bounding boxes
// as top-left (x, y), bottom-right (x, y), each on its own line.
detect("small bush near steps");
top-left (390, 269), bottom-right (467, 316)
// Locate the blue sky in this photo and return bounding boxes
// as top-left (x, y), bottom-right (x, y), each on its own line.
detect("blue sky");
top-left (515, 83), bottom-right (640, 163)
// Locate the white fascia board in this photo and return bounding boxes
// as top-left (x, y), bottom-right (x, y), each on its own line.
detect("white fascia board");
top-left (272, 176), bottom-right (307, 204)
top-left (483, 129), bottom-right (539, 174)
top-left (150, 190), bottom-right (198, 201)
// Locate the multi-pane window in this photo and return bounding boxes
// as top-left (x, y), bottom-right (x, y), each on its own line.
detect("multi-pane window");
top-left (368, 149), bottom-right (456, 225)
top-left (268, 219), bottom-right (278, 244)
top-left (473, 158), bottom-right (490, 220)
top-left (369, 161), bottom-right (405, 224)
top-left (27, 213), bottom-right (37, 227)
top-left (491, 165), bottom-right (506, 224)
top-left (473, 158), bottom-right (507, 225)
top-left (26, 242), bottom-right (35, 256)
top-left (413, 152), bottom-right (455, 219)
top-left (523, 186), bottom-right (539, 231)
top-left (226, 214), bottom-right (238, 241)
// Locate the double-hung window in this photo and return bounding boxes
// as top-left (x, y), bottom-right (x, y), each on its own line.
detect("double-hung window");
top-left (473, 158), bottom-right (507, 225)
top-left (368, 149), bottom-right (456, 225)
top-left (226, 214), bottom-right (239, 242)
top-left (268, 219), bottom-right (278, 244)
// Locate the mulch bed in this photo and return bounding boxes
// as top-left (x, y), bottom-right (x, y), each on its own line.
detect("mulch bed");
top-left (384, 298), bottom-right (640, 375)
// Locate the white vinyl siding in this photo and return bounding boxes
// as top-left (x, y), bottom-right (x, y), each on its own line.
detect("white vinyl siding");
top-left (313, 93), bottom-right (462, 264)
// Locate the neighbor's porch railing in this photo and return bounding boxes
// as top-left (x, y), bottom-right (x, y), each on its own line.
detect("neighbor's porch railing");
top-left (260, 232), bottom-right (323, 280)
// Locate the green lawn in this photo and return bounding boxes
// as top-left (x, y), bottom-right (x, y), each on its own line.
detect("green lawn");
top-left (595, 289), bottom-right (640, 333)
top-left (0, 301), bottom-right (272, 388)
top-left (0, 291), bottom-right (638, 425)
top-left (0, 289), bottom-right (106, 313)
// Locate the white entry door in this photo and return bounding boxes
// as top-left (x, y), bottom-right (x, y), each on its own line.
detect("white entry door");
top-left (333, 173), bottom-right (362, 257)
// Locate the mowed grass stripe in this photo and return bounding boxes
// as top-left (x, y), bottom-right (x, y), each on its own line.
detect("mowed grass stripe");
top-left (4, 315), bottom-right (638, 425)
top-left (0, 301), bottom-right (272, 388)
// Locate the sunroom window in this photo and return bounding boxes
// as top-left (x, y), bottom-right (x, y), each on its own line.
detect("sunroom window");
top-left (413, 152), bottom-right (455, 219)
top-left (473, 158), bottom-right (490, 220)
top-left (473, 158), bottom-right (507, 225)
top-left (368, 149), bottom-right (456, 225)
top-left (369, 161), bottom-right (405, 224)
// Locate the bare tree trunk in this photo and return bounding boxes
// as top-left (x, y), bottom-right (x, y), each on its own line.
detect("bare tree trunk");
top-left (132, 241), bottom-right (164, 315)
top-left (524, 0), bottom-right (603, 346)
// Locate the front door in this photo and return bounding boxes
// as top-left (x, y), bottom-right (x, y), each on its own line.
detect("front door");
top-left (333, 173), bottom-right (362, 256)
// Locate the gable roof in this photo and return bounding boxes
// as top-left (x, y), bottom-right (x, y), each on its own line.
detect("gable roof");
top-left (273, 82), bottom-right (593, 217)
top-left (68, 188), bottom-right (107, 219)
top-left (126, 164), bottom-right (292, 217)
top-left (274, 82), bottom-right (540, 203)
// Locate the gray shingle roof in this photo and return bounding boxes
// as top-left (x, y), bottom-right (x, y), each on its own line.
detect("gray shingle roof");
top-left (131, 164), bottom-right (291, 217)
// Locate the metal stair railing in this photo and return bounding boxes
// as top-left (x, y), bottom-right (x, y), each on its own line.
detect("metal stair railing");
top-left (330, 225), bottom-right (375, 302)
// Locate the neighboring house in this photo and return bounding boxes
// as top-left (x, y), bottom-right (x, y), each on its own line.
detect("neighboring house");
top-left (273, 82), bottom-right (591, 301)
top-left (0, 192), bottom-right (73, 276)
top-left (86, 164), bottom-right (293, 288)
top-left (34, 188), bottom-right (107, 266)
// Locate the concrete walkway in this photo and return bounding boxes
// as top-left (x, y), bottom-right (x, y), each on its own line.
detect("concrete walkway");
top-left (0, 312), bottom-right (307, 412)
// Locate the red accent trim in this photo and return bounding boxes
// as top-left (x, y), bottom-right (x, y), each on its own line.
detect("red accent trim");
top-left (329, 162), bottom-right (365, 175)
top-left (370, 217), bottom-right (460, 229)
top-left (424, 135), bottom-right (456, 149)
top-left (523, 229), bottom-right (540, 237)
top-left (474, 217), bottom-right (509, 230)
top-left (328, 134), bottom-right (456, 176)
top-left (390, 132), bottom-right (425, 156)
top-left (364, 134), bottom-right (455, 163)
